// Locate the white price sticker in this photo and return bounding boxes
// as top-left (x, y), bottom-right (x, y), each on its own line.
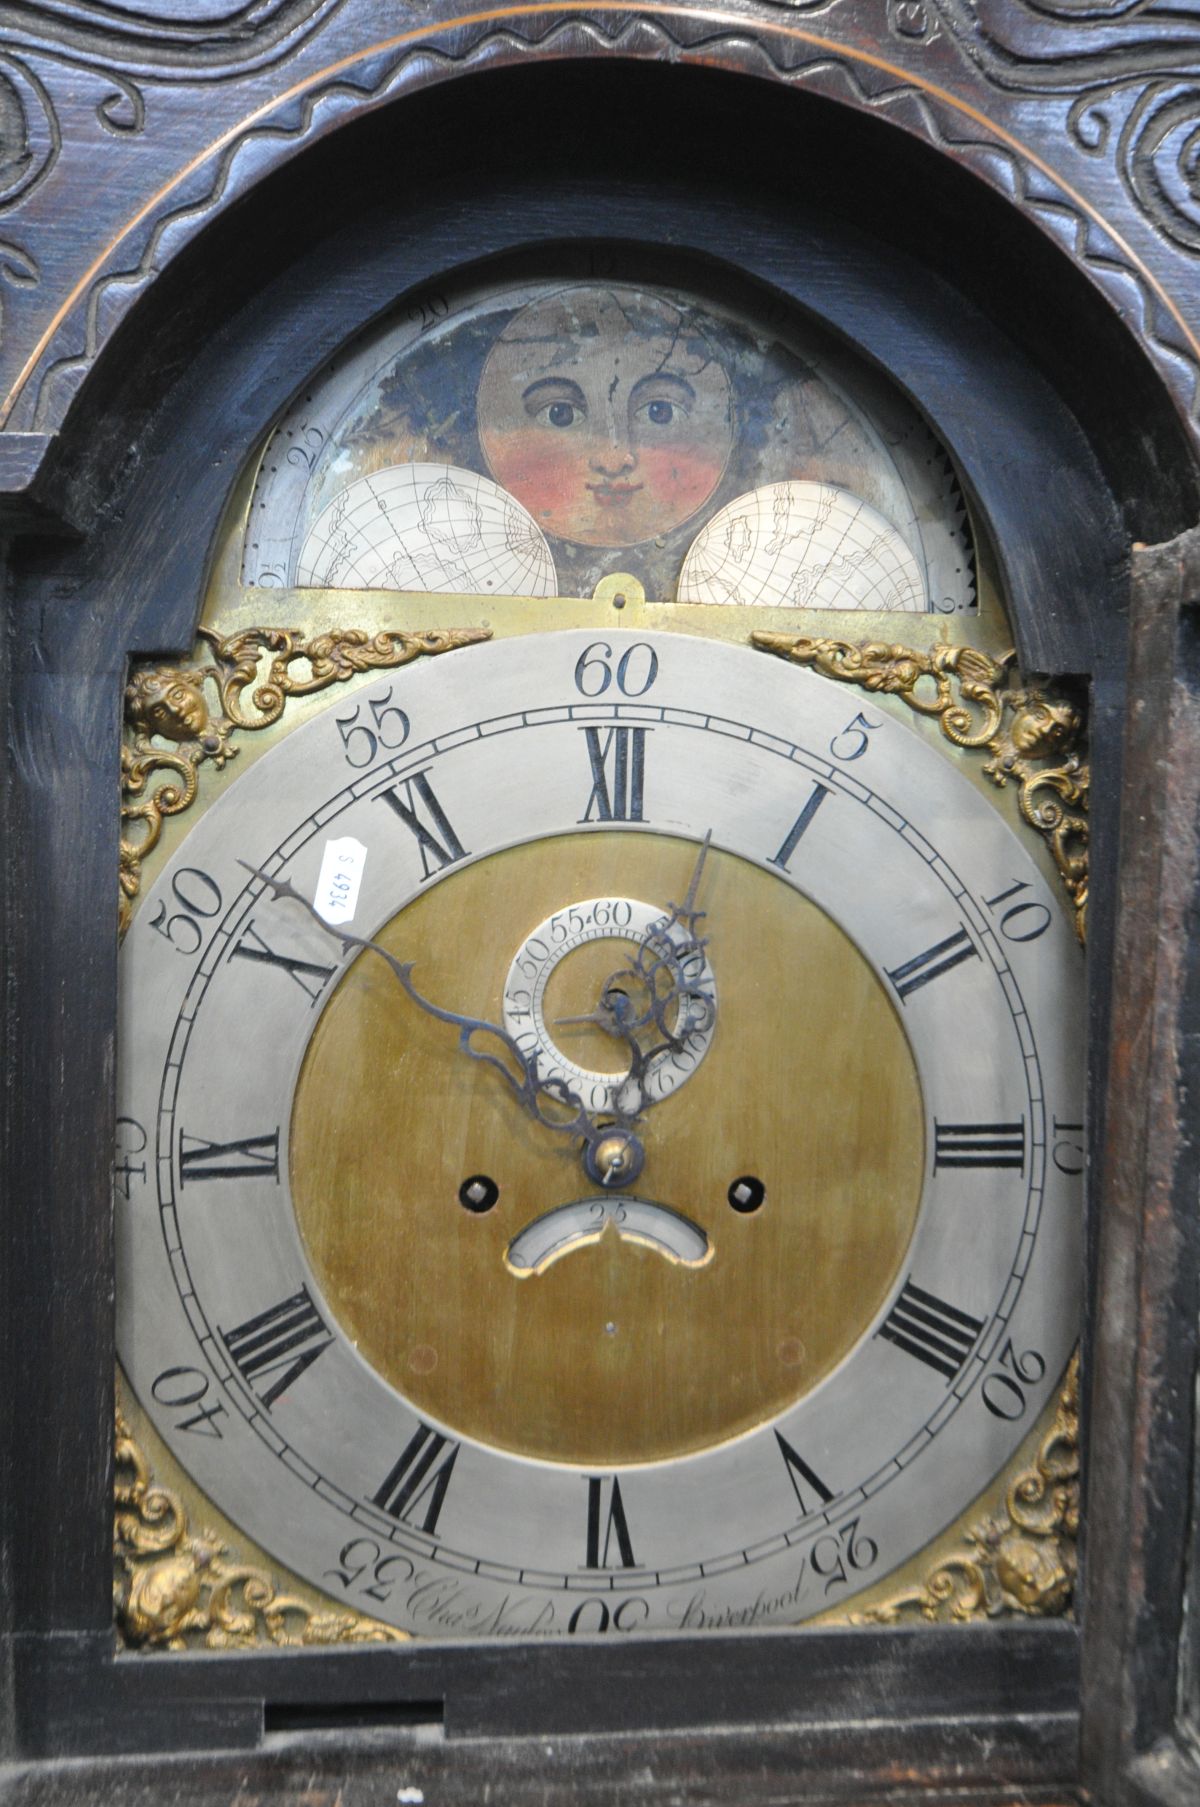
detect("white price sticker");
top-left (314, 836), bottom-right (367, 925)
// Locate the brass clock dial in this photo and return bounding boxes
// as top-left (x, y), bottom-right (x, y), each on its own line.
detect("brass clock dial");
top-left (291, 834), bottom-right (925, 1467)
top-left (116, 629), bottom-right (1082, 1637)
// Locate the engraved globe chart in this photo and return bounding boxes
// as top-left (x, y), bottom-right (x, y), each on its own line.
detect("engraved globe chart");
top-left (296, 462), bottom-right (558, 596)
top-left (678, 481), bottom-right (927, 611)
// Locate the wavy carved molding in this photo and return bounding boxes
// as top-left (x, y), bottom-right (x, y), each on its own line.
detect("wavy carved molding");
top-left (0, 2), bottom-right (1198, 437)
top-left (0, 3), bottom-right (344, 310)
top-left (929, 0), bottom-right (1200, 259)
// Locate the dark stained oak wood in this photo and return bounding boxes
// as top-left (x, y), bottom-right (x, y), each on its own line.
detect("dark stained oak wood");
top-left (0, 3), bottom-right (1199, 468)
top-left (0, 1717), bottom-right (1084, 1807)
top-left (2, 23), bottom-right (1200, 1807)
top-left (1080, 527), bottom-right (1200, 1806)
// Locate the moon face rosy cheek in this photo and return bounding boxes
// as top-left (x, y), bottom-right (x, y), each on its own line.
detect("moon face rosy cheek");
top-left (480, 430), bottom-right (595, 539)
top-left (480, 429), bottom-right (731, 548)
top-left (634, 442), bottom-right (728, 532)
top-left (480, 432), bottom-right (579, 510)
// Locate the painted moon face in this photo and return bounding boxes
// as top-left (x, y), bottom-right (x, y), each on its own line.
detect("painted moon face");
top-left (679, 482), bottom-right (927, 610)
top-left (296, 462), bottom-right (558, 596)
top-left (477, 287), bottom-right (734, 549)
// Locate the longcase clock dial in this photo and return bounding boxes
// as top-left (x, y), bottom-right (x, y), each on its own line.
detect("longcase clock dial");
top-left (116, 630), bottom-right (1082, 1637)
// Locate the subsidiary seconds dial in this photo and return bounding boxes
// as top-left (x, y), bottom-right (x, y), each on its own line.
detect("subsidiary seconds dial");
top-left (116, 630), bottom-right (1082, 1638)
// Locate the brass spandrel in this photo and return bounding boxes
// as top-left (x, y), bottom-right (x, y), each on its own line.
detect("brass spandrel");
top-left (114, 1393), bottom-right (406, 1652)
top-left (120, 623), bottom-right (490, 934)
top-left (752, 633), bottom-right (1088, 941)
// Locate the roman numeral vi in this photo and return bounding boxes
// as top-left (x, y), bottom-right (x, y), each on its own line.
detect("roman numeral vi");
top-left (585, 1475), bottom-right (637, 1568)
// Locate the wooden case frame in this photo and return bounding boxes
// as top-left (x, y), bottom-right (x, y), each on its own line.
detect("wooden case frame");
top-left (2, 13), bottom-right (1200, 1804)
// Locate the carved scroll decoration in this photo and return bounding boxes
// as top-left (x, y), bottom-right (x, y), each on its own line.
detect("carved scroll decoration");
top-left (752, 635), bottom-right (1088, 942)
top-left (114, 1409), bottom-right (406, 1650)
top-left (920, 0), bottom-right (1200, 263)
top-left (848, 1353), bottom-right (1079, 1624)
top-left (10, 8), bottom-right (1200, 440)
top-left (120, 623), bottom-right (491, 934)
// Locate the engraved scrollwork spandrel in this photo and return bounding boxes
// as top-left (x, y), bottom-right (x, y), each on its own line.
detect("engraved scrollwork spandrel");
top-left (751, 634), bottom-right (1088, 941)
top-left (120, 622), bottom-right (491, 933)
top-left (114, 1410), bottom-right (406, 1650)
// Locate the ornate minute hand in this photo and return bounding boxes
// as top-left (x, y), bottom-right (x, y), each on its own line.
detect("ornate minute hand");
top-left (240, 862), bottom-right (644, 1182)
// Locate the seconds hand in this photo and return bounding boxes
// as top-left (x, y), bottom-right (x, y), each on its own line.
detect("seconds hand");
top-left (554, 830), bottom-right (715, 1124)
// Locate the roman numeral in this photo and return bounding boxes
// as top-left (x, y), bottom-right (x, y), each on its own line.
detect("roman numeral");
top-left (231, 921), bottom-right (336, 1002)
top-left (585, 1475), bottom-right (637, 1568)
top-left (774, 1431), bottom-right (834, 1516)
top-left (179, 1130), bottom-right (279, 1184)
top-left (769, 782), bottom-right (832, 871)
top-left (886, 927), bottom-right (979, 1001)
top-left (934, 1120), bottom-right (1026, 1172)
top-left (378, 769), bottom-right (468, 879)
top-left (877, 1279), bottom-right (984, 1380)
top-left (372, 1425), bottom-right (460, 1536)
top-left (579, 726), bottom-right (648, 823)
top-left (221, 1285), bottom-right (333, 1409)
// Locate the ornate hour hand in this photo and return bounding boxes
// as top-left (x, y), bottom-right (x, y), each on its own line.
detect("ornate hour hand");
top-left (240, 862), bottom-right (643, 1184)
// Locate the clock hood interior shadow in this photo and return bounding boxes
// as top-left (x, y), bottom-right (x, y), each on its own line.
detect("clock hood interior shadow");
top-left (15, 60), bottom-right (1197, 675)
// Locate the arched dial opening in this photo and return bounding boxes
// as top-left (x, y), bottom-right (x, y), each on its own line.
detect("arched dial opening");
top-left (240, 261), bottom-right (977, 625)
